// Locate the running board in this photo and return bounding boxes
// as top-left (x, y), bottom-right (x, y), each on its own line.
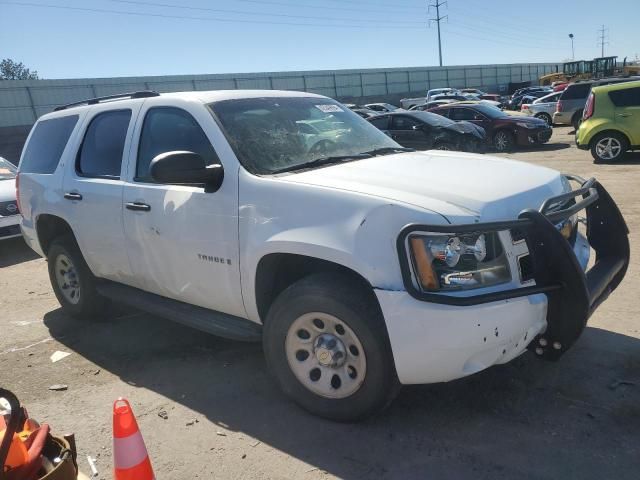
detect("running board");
top-left (96, 280), bottom-right (262, 342)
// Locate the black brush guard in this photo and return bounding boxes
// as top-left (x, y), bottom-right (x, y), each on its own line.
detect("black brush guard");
top-left (397, 175), bottom-right (630, 361)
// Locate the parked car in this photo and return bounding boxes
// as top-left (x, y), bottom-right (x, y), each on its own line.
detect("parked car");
top-left (400, 88), bottom-right (458, 109)
top-left (512, 87), bottom-right (552, 98)
top-left (576, 80), bottom-right (640, 163)
top-left (429, 103), bottom-right (552, 151)
top-left (366, 111), bottom-right (486, 152)
top-left (363, 103), bottom-right (399, 113)
top-left (507, 90), bottom-right (551, 110)
top-left (0, 157), bottom-right (21, 240)
top-left (522, 91), bottom-right (562, 125)
top-left (453, 99), bottom-right (503, 109)
top-left (410, 99), bottom-right (456, 111)
top-left (17, 90), bottom-right (629, 421)
top-left (352, 108), bottom-right (379, 119)
top-left (554, 77), bottom-right (640, 129)
top-left (460, 88), bottom-right (487, 96)
top-left (431, 94), bottom-right (469, 102)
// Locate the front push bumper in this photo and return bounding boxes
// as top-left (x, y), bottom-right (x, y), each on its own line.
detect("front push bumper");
top-left (384, 176), bottom-right (629, 384)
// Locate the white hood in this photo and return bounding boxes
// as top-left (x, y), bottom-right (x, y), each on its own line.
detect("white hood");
top-left (280, 151), bottom-right (564, 222)
top-left (0, 178), bottom-right (16, 203)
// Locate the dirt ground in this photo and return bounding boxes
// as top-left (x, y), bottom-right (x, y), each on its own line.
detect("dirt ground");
top-left (1, 126), bottom-right (639, 479)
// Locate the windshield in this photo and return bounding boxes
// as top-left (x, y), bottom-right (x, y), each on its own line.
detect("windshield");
top-left (473, 104), bottom-right (510, 119)
top-left (0, 158), bottom-right (17, 180)
top-left (410, 111), bottom-right (455, 127)
top-left (209, 97), bottom-right (400, 174)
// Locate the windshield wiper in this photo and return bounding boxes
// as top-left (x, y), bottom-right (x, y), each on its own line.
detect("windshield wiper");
top-left (360, 147), bottom-right (415, 156)
top-left (271, 154), bottom-right (373, 174)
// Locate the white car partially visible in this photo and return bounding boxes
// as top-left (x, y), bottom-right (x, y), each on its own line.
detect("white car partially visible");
top-left (0, 157), bottom-right (21, 240)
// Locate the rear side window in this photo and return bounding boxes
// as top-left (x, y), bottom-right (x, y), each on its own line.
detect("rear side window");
top-left (561, 84), bottom-right (591, 100)
top-left (20, 115), bottom-right (79, 174)
top-left (136, 107), bottom-right (218, 182)
top-left (391, 116), bottom-right (422, 130)
top-left (77, 110), bottom-right (132, 179)
top-left (449, 108), bottom-right (476, 121)
top-left (608, 87), bottom-right (640, 107)
top-left (369, 116), bottom-right (389, 130)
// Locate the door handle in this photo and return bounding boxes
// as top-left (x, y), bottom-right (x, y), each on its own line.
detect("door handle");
top-left (64, 192), bottom-right (83, 201)
top-left (125, 202), bottom-right (151, 212)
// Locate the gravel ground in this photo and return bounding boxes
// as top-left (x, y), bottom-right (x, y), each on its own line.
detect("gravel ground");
top-left (1, 126), bottom-right (639, 479)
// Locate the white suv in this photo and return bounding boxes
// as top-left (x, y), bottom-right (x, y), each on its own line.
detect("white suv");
top-left (17, 90), bottom-right (629, 421)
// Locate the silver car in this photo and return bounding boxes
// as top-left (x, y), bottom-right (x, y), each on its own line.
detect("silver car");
top-left (523, 91), bottom-right (562, 126)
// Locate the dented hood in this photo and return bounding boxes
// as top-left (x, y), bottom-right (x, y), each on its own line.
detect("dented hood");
top-left (279, 150), bottom-right (565, 222)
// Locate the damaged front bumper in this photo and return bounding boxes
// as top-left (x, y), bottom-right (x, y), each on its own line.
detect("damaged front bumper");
top-left (382, 176), bottom-right (629, 384)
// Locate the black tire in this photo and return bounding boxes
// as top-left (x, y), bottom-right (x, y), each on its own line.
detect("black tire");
top-left (47, 234), bottom-right (108, 318)
top-left (572, 110), bottom-right (583, 131)
top-left (433, 142), bottom-right (456, 151)
top-left (493, 130), bottom-right (515, 152)
top-left (590, 131), bottom-right (629, 164)
top-left (534, 112), bottom-right (552, 126)
top-left (263, 273), bottom-right (400, 421)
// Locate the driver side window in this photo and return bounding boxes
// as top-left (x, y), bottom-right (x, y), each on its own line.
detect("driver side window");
top-left (391, 116), bottom-right (422, 130)
top-left (136, 107), bottom-right (219, 182)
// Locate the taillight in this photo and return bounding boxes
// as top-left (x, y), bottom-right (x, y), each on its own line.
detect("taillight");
top-left (583, 92), bottom-right (595, 120)
top-left (521, 104), bottom-right (529, 111)
top-left (556, 100), bottom-right (563, 112)
top-left (15, 172), bottom-right (21, 215)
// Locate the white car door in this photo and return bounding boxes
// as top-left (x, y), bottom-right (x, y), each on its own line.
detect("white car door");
top-left (122, 99), bottom-right (245, 318)
top-left (62, 103), bottom-right (142, 285)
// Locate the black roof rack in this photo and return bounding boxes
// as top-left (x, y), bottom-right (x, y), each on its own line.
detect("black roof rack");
top-left (53, 90), bottom-right (160, 111)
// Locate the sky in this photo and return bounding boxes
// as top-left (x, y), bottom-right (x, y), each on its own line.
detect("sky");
top-left (1, 0), bottom-right (639, 79)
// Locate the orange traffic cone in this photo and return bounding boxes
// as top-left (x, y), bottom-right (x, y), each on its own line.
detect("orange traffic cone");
top-left (113, 398), bottom-right (155, 480)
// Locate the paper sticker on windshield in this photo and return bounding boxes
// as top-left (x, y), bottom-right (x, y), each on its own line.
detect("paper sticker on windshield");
top-left (0, 168), bottom-right (11, 175)
top-left (315, 104), bottom-right (343, 113)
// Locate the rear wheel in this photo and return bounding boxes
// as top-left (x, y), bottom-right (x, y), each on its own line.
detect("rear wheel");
top-left (590, 131), bottom-right (628, 163)
top-left (47, 235), bottom-right (107, 318)
top-left (572, 110), bottom-right (583, 131)
top-left (534, 112), bottom-right (552, 126)
top-left (494, 130), bottom-right (515, 152)
top-left (263, 273), bottom-right (399, 421)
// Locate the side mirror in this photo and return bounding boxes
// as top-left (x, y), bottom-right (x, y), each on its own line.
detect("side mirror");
top-left (150, 151), bottom-right (224, 193)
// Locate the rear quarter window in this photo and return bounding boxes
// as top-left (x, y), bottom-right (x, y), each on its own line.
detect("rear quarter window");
top-left (608, 87), bottom-right (640, 107)
top-left (561, 84), bottom-right (591, 100)
top-left (20, 115), bottom-right (79, 174)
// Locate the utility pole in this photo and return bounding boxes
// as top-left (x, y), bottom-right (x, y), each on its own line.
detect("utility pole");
top-left (597, 25), bottom-right (608, 57)
top-left (568, 33), bottom-right (574, 60)
top-left (428, 1), bottom-right (447, 67)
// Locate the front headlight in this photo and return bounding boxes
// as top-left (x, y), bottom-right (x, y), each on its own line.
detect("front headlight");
top-left (408, 231), bottom-right (511, 291)
top-left (516, 122), bottom-right (537, 129)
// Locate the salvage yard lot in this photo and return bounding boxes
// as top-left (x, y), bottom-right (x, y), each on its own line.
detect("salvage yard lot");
top-left (1, 126), bottom-right (639, 479)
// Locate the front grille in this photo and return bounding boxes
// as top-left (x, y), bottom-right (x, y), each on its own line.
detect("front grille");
top-left (0, 200), bottom-right (19, 217)
top-left (0, 224), bottom-right (21, 238)
top-left (518, 254), bottom-right (534, 283)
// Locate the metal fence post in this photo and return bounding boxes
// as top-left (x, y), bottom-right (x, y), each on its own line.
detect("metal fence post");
top-left (463, 67), bottom-right (467, 87)
top-left (24, 86), bottom-right (38, 122)
top-left (302, 75), bottom-right (307, 92)
top-left (384, 72), bottom-right (389, 95)
top-left (191, 79), bottom-right (197, 91)
top-left (426, 69), bottom-right (430, 91)
top-left (333, 73), bottom-right (338, 98)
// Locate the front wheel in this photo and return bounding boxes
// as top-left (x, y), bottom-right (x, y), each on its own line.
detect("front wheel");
top-left (494, 130), bottom-right (515, 152)
top-left (263, 273), bottom-right (399, 421)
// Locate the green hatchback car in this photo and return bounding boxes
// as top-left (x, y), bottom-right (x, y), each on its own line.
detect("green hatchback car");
top-left (576, 80), bottom-right (640, 163)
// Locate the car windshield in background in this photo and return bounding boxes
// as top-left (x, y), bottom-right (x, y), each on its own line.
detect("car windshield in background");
top-left (410, 111), bottom-right (455, 127)
top-left (210, 97), bottom-right (400, 174)
top-left (0, 158), bottom-right (17, 180)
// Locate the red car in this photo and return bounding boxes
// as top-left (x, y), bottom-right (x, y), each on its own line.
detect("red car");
top-left (428, 103), bottom-right (552, 152)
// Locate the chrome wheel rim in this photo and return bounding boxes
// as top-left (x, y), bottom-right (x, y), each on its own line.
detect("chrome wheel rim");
top-left (285, 312), bottom-right (366, 399)
top-left (595, 137), bottom-right (622, 160)
top-left (54, 254), bottom-right (81, 305)
top-left (536, 114), bottom-right (551, 125)
top-left (495, 132), bottom-right (509, 150)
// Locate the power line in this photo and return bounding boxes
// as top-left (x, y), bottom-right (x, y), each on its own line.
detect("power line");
top-left (597, 25), bottom-right (609, 57)
top-left (428, 1), bottom-right (447, 66)
top-left (0, 1), bottom-right (430, 29)
top-left (108, 0), bottom-right (427, 25)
